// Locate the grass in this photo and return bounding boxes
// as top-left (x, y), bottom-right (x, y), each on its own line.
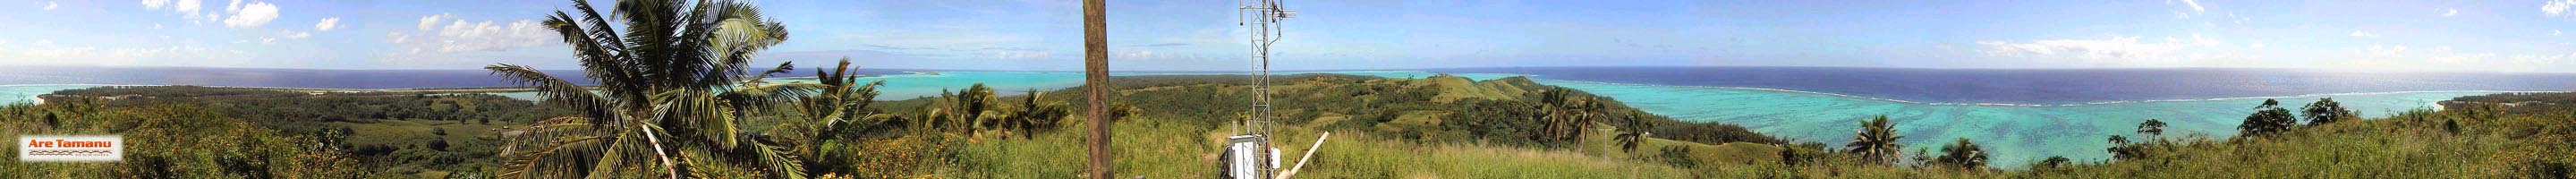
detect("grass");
top-left (328, 119), bottom-right (512, 178)
top-left (948, 114), bottom-right (1715, 178)
top-left (2016, 108), bottom-right (2569, 178)
top-left (935, 98), bottom-right (2576, 178)
top-left (952, 115), bottom-right (1220, 178)
top-left (331, 119), bottom-right (504, 149)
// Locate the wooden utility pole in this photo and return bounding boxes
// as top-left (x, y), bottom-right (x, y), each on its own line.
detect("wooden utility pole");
top-left (1082, 0), bottom-right (1114, 178)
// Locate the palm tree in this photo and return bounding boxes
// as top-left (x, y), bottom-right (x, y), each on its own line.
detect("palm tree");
top-left (945, 83), bottom-right (1000, 139)
top-left (1847, 115), bottom-right (1904, 166)
top-left (775, 58), bottom-right (890, 177)
top-left (1538, 87), bottom-right (1603, 149)
top-left (489, 0), bottom-right (812, 178)
top-left (1934, 138), bottom-right (1988, 169)
top-left (1002, 90), bottom-right (1072, 139)
top-left (1537, 88), bottom-right (1572, 145)
top-left (1613, 113), bottom-right (1654, 154)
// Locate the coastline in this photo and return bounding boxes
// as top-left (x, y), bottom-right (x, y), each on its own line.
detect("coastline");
top-left (0, 71), bottom-right (2538, 108)
top-left (1530, 78), bottom-right (2548, 107)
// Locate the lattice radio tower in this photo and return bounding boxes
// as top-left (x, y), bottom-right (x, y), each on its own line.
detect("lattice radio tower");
top-left (1226, 0), bottom-right (1295, 178)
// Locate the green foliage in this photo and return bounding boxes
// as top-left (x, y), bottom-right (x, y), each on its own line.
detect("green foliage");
top-left (1614, 113), bottom-right (1655, 154)
top-left (486, 0), bottom-right (811, 177)
top-left (2036, 156), bottom-right (2070, 169)
top-left (2441, 92), bottom-right (2576, 114)
top-left (428, 139), bottom-right (451, 151)
top-left (2239, 98), bottom-right (2298, 137)
top-left (1537, 87), bottom-right (1599, 148)
top-left (2138, 119), bottom-right (2166, 136)
top-left (14, 75), bottom-right (2576, 178)
top-left (2301, 98), bottom-right (2358, 125)
top-left (1932, 138), bottom-right (1988, 169)
top-left (1847, 115), bottom-right (1904, 166)
top-left (44, 86), bottom-right (574, 134)
top-left (1657, 146), bottom-right (1700, 168)
top-left (0, 103), bottom-right (367, 178)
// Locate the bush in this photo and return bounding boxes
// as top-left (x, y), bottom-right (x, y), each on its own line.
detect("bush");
top-left (426, 140), bottom-right (450, 151)
top-left (1659, 146), bottom-right (1699, 168)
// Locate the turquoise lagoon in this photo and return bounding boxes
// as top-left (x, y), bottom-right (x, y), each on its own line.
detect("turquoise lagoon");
top-left (0, 84), bottom-right (109, 104)
top-left (750, 71), bottom-right (2489, 167)
top-left (1539, 79), bottom-right (2485, 167)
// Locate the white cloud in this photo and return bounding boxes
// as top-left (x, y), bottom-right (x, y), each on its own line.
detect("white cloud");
top-left (998, 50), bottom-right (1054, 60)
top-left (2556, 30), bottom-right (2564, 36)
top-left (174, 0), bottom-right (201, 14)
top-left (2368, 45), bottom-right (2408, 57)
top-left (1974, 35), bottom-right (2219, 60)
top-left (2249, 42), bottom-right (2266, 48)
top-left (219, 1), bottom-right (278, 29)
top-left (2349, 30), bottom-right (2377, 38)
top-left (2424, 47), bottom-right (2494, 64)
top-left (418, 13), bottom-right (453, 30)
top-left (259, 38), bottom-right (276, 44)
top-left (2443, 8), bottom-right (2458, 17)
top-left (143, 0), bottom-right (171, 10)
top-left (385, 31), bottom-right (408, 43)
top-left (278, 30), bottom-right (310, 39)
top-left (152, 23), bottom-right (164, 29)
top-left (0, 39), bottom-right (249, 66)
top-left (2181, 0), bottom-right (2206, 12)
top-left (2551, 0), bottom-right (2576, 18)
top-left (2510, 53), bottom-right (2574, 65)
top-left (388, 18), bottom-right (550, 53)
top-left (314, 18), bottom-right (341, 31)
top-left (378, 13), bottom-right (560, 67)
top-left (41, 1), bottom-right (55, 10)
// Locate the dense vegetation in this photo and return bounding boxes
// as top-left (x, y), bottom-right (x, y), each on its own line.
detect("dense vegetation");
top-left (2, 0), bottom-right (2567, 177)
top-left (45, 86), bottom-right (572, 133)
top-left (2445, 92), bottom-right (2576, 114)
top-left (0, 98), bottom-right (366, 177)
top-left (4, 73), bottom-right (2572, 178)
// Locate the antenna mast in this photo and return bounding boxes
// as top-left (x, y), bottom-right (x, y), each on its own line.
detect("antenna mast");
top-left (1227, 0), bottom-right (1294, 178)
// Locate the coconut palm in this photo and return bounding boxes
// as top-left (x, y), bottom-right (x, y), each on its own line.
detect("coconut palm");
top-left (774, 58), bottom-right (890, 177)
top-left (1538, 87), bottom-right (1603, 149)
top-left (489, 0), bottom-right (813, 178)
top-left (1613, 113), bottom-right (1654, 154)
top-left (1000, 90), bottom-right (1072, 139)
top-left (1536, 88), bottom-right (1573, 145)
top-left (1847, 115), bottom-right (1904, 166)
top-left (1934, 138), bottom-right (1988, 169)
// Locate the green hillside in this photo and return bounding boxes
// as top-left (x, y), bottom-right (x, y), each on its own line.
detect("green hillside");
top-left (2, 75), bottom-right (2571, 178)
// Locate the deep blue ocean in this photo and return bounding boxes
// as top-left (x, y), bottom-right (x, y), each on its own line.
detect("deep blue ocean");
top-left (4, 66), bottom-right (2571, 168)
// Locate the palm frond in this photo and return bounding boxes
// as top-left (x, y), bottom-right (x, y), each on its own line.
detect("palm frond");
top-left (499, 116), bottom-right (626, 178)
top-left (488, 64), bottom-right (618, 124)
top-left (652, 90), bottom-right (741, 149)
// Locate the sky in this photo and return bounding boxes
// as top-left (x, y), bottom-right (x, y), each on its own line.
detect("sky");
top-left (3, 0), bottom-right (2575, 72)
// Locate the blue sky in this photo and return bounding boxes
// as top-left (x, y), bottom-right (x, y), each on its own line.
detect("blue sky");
top-left (4, 0), bottom-right (2575, 72)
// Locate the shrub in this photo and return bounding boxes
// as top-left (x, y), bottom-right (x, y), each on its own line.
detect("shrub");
top-left (1659, 146), bottom-right (1700, 168)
